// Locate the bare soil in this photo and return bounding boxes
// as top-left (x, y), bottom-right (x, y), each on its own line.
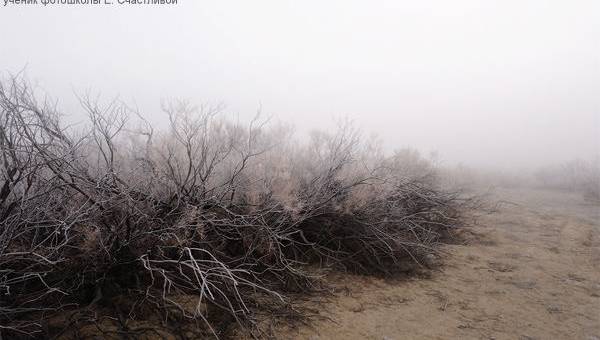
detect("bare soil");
top-left (274, 188), bottom-right (600, 340)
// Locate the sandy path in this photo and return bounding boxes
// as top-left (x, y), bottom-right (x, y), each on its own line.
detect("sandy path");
top-left (276, 188), bottom-right (600, 340)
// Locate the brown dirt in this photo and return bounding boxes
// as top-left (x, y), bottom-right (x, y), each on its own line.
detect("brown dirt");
top-left (274, 188), bottom-right (600, 340)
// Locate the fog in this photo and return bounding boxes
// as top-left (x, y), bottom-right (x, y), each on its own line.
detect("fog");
top-left (0, 0), bottom-right (598, 169)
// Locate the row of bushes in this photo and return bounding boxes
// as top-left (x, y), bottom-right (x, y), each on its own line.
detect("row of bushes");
top-left (0, 76), bottom-right (470, 339)
top-left (442, 160), bottom-right (600, 203)
top-left (534, 159), bottom-right (600, 202)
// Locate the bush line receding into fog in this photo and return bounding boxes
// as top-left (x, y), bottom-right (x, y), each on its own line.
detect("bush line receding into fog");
top-left (0, 76), bottom-right (473, 339)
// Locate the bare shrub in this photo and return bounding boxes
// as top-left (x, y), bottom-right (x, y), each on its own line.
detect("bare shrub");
top-left (0, 75), bottom-right (472, 339)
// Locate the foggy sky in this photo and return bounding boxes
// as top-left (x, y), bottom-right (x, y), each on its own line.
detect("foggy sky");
top-left (0, 0), bottom-right (598, 169)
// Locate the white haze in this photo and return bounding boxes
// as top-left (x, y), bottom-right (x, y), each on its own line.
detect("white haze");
top-left (0, 0), bottom-right (598, 169)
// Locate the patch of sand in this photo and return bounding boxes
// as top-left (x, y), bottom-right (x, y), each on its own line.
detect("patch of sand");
top-left (274, 188), bottom-right (600, 340)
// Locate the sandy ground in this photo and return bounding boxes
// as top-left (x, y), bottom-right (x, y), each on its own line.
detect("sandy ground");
top-left (275, 188), bottom-right (600, 340)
